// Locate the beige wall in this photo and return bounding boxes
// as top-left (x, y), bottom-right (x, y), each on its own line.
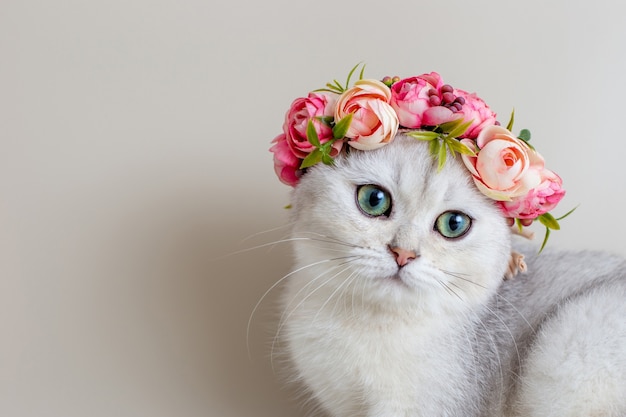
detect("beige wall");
top-left (1, 0), bottom-right (625, 416)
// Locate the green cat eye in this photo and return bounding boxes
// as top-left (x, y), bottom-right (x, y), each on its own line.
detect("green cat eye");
top-left (356, 184), bottom-right (392, 217)
top-left (435, 211), bottom-right (472, 239)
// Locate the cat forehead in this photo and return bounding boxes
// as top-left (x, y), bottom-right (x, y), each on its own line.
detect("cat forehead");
top-left (336, 136), bottom-right (474, 200)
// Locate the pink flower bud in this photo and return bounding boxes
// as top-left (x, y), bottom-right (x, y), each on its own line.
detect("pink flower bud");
top-left (283, 92), bottom-right (342, 159)
top-left (389, 73), bottom-right (443, 128)
top-left (499, 169), bottom-right (566, 220)
top-left (270, 134), bottom-right (302, 186)
top-left (453, 89), bottom-right (498, 139)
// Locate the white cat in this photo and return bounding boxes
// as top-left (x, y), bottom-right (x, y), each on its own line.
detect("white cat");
top-left (279, 135), bottom-right (626, 417)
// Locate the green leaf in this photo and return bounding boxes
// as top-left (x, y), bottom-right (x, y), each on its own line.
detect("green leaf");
top-left (324, 83), bottom-right (343, 93)
top-left (345, 63), bottom-right (361, 90)
top-left (306, 119), bottom-right (321, 147)
top-left (515, 218), bottom-right (524, 233)
top-left (407, 131), bottom-right (441, 141)
top-left (536, 207), bottom-right (577, 254)
top-left (538, 227), bottom-right (551, 253)
top-left (358, 63), bottom-right (366, 80)
top-left (437, 140), bottom-right (447, 171)
top-left (299, 149), bottom-right (323, 169)
top-left (332, 113), bottom-right (353, 139)
top-left (458, 145), bottom-right (476, 156)
top-left (446, 138), bottom-right (476, 156)
top-left (319, 139), bottom-right (332, 153)
top-left (332, 79), bottom-right (343, 91)
top-left (444, 138), bottom-right (456, 158)
top-left (429, 138), bottom-right (441, 157)
top-left (314, 88), bottom-right (341, 94)
top-left (446, 119), bottom-right (473, 139)
top-left (321, 153), bottom-right (334, 165)
top-left (556, 205), bottom-right (578, 221)
top-left (439, 119), bottom-right (464, 133)
top-left (284, 204), bottom-right (292, 210)
top-left (538, 212), bottom-right (560, 230)
top-left (315, 115), bottom-right (334, 126)
top-left (505, 109), bottom-right (515, 131)
top-left (518, 129), bottom-right (531, 142)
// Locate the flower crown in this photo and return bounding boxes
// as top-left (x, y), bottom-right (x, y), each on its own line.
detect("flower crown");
top-left (270, 65), bottom-right (573, 250)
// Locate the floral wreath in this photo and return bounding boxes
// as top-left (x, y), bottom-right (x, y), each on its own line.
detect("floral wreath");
top-left (270, 64), bottom-right (573, 251)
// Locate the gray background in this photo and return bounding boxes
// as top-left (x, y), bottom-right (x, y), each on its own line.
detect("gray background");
top-left (1, 0), bottom-right (624, 416)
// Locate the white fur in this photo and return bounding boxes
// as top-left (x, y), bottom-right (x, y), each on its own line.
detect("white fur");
top-left (512, 282), bottom-right (626, 416)
top-left (278, 136), bottom-right (626, 417)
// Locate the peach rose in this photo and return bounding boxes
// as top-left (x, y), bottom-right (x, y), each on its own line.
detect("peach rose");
top-left (335, 79), bottom-right (399, 151)
top-left (460, 125), bottom-right (544, 201)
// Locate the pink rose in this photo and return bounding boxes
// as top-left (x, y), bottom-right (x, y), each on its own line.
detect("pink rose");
top-left (454, 89), bottom-right (497, 139)
top-left (335, 79), bottom-right (399, 151)
top-left (283, 92), bottom-right (342, 159)
top-left (499, 169), bottom-right (566, 219)
top-left (390, 73), bottom-right (444, 128)
top-left (270, 133), bottom-right (301, 187)
top-left (460, 125), bottom-right (544, 201)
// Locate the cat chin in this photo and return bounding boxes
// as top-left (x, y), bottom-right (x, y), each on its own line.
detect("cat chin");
top-left (357, 280), bottom-right (473, 317)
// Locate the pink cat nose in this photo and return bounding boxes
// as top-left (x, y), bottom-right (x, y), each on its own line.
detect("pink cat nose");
top-left (389, 246), bottom-right (417, 267)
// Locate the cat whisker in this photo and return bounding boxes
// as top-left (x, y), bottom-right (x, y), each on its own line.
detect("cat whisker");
top-left (316, 268), bottom-right (359, 324)
top-left (297, 244), bottom-right (355, 255)
top-left (212, 237), bottom-right (308, 262)
top-left (493, 293), bottom-right (535, 335)
top-left (238, 221), bottom-right (295, 244)
top-left (440, 269), bottom-right (488, 290)
top-left (270, 258), bottom-right (359, 362)
top-left (215, 236), bottom-right (357, 262)
top-left (287, 264), bottom-right (355, 327)
top-left (326, 268), bottom-right (358, 320)
top-left (344, 273), bottom-right (362, 320)
top-left (436, 279), bottom-right (464, 301)
top-left (483, 304), bottom-right (523, 386)
top-left (247, 255), bottom-right (358, 360)
top-left (471, 311), bottom-right (506, 407)
top-left (272, 267), bottom-right (332, 371)
top-left (294, 231), bottom-right (364, 249)
top-left (351, 270), bottom-right (369, 320)
top-left (355, 268), bottom-right (369, 316)
top-left (457, 310), bottom-right (482, 391)
top-left (444, 270), bottom-right (525, 388)
top-left (274, 259), bottom-right (358, 338)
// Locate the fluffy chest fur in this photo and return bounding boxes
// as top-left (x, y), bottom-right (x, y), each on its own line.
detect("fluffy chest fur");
top-left (282, 290), bottom-right (486, 416)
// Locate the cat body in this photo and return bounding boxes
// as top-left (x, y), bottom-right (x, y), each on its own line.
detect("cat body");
top-left (280, 135), bottom-right (626, 417)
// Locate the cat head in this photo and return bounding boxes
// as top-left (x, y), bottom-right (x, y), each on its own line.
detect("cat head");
top-left (270, 67), bottom-right (568, 313)
top-left (288, 135), bottom-right (511, 314)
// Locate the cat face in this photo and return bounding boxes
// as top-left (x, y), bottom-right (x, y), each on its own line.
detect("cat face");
top-left (289, 135), bottom-right (512, 315)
